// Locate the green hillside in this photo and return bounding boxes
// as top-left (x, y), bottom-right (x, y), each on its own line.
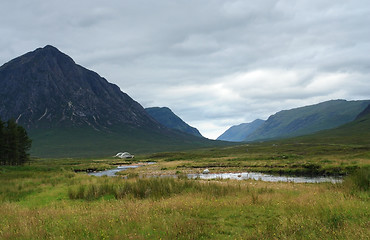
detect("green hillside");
top-left (285, 104), bottom-right (370, 145)
top-left (217, 119), bottom-right (264, 142)
top-left (28, 125), bottom-right (228, 158)
top-left (245, 100), bottom-right (370, 142)
top-left (145, 107), bottom-right (203, 137)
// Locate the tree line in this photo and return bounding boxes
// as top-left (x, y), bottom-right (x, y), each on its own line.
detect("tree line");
top-left (0, 118), bottom-right (32, 165)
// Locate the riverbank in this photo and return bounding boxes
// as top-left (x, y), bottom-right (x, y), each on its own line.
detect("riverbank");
top-left (0, 142), bottom-right (369, 239)
top-left (0, 166), bottom-right (369, 239)
top-left (90, 164), bottom-right (342, 183)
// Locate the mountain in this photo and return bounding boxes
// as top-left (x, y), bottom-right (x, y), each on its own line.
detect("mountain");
top-left (244, 100), bottom-right (370, 142)
top-left (145, 107), bottom-right (203, 137)
top-left (288, 103), bottom-right (370, 145)
top-left (0, 45), bottom-right (224, 157)
top-left (0, 45), bottom-right (158, 130)
top-left (217, 119), bottom-right (264, 142)
top-left (355, 104), bottom-right (370, 120)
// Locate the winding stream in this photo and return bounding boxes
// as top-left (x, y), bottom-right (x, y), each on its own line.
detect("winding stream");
top-left (88, 165), bottom-right (140, 177)
top-left (187, 172), bottom-right (342, 183)
top-left (88, 165), bottom-right (342, 183)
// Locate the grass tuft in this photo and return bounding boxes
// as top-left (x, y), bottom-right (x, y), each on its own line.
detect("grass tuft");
top-left (68, 177), bottom-right (238, 201)
top-left (343, 167), bottom-right (370, 192)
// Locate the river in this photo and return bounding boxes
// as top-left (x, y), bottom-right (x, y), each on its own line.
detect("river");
top-left (88, 164), bottom-right (342, 183)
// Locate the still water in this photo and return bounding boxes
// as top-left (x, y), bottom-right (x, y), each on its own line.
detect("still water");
top-left (89, 165), bottom-right (342, 183)
top-left (88, 165), bottom-right (140, 177)
top-left (187, 172), bottom-right (342, 183)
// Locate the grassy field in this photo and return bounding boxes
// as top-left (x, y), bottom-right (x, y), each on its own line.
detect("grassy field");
top-left (1, 142), bottom-right (369, 239)
top-left (136, 142), bottom-right (370, 177)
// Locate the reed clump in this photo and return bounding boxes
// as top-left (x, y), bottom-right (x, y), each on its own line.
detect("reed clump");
top-left (343, 166), bottom-right (369, 192)
top-left (68, 177), bottom-right (238, 200)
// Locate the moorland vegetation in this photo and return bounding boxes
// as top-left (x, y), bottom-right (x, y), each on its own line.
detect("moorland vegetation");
top-left (0, 139), bottom-right (369, 239)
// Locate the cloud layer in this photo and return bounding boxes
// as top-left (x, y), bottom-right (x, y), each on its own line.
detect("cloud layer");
top-left (1, 0), bottom-right (370, 138)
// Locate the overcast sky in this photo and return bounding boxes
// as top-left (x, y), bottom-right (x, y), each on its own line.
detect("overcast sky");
top-left (1, 0), bottom-right (370, 139)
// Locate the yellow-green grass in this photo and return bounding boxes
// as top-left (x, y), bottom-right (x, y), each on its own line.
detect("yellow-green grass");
top-left (1, 141), bottom-right (369, 239)
top-left (0, 166), bottom-right (369, 240)
top-left (25, 141), bottom-right (370, 177)
top-left (137, 142), bottom-right (370, 177)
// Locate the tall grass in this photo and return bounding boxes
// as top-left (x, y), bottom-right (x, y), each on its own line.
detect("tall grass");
top-left (68, 177), bottom-right (238, 200)
top-left (0, 168), bottom-right (75, 202)
top-left (1, 167), bottom-right (369, 239)
top-left (1, 142), bottom-right (369, 240)
top-left (343, 167), bottom-right (370, 192)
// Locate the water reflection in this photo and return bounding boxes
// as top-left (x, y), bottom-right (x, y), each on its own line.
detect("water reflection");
top-left (187, 172), bottom-right (342, 183)
top-left (88, 165), bottom-right (140, 177)
top-left (89, 165), bottom-right (342, 183)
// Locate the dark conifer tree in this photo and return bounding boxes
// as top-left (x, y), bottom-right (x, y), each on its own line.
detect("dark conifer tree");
top-left (16, 124), bottom-right (32, 165)
top-left (0, 119), bottom-right (4, 164)
top-left (0, 118), bottom-right (31, 165)
top-left (5, 119), bottom-right (19, 165)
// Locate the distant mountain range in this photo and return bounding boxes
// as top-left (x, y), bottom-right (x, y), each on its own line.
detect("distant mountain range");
top-left (286, 103), bottom-right (370, 145)
top-left (217, 119), bottom-right (264, 142)
top-left (355, 104), bottom-right (370, 120)
top-left (0, 45), bottom-right (224, 157)
top-left (146, 107), bottom-right (203, 137)
top-left (218, 100), bottom-right (370, 142)
top-left (1, 45), bottom-right (368, 158)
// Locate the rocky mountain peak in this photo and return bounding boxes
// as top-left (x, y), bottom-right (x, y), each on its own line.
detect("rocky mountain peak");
top-left (0, 45), bottom-right (160, 131)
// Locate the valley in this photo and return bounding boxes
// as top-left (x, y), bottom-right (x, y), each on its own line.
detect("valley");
top-left (1, 0), bottom-right (370, 237)
top-left (0, 46), bottom-right (369, 239)
top-left (1, 139), bottom-right (369, 239)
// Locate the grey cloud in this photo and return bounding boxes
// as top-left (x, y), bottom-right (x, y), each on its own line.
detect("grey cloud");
top-left (1, 0), bottom-right (370, 138)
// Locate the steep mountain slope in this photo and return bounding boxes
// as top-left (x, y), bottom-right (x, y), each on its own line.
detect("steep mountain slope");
top-left (146, 107), bottom-right (203, 137)
top-left (288, 103), bottom-right (370, 145)
top-left (244, 100), bottom-right (370, 142)
top-left (0, 45), bottom-right (224, 157)
top-left (0, 45), bottom-right (157, 130)
top-left (355, 104), bottom-right (370, 120)
top-left (217, 119), bottom-right (264, 142)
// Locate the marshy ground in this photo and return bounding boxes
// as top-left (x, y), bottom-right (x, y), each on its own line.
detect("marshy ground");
top-left (1, 142), bottom-right (369, 239)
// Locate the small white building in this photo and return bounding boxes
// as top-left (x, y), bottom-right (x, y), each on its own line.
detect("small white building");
top-left (114, 152), bottom-right (134, 159)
